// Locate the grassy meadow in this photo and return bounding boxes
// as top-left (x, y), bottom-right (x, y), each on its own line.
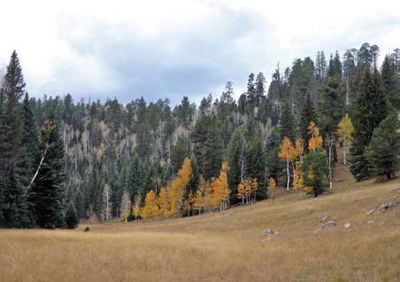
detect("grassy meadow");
top-left (1, 163), bottom-right (400, 282)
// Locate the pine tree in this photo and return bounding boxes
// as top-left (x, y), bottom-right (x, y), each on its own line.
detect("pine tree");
top-left (3, 167), bottom-right (31, 228)
top-left (366, 115), bottom-right (400, 180)
top-left (299, 92), bottom-right (317, 151)
top-left (201, 118), bottom-right (223, 181)
top-left (65, 202), bottom-right (79, 229)
top-left (265, 129), bottom-right (281, 185)
top-left (279, 100), bottom-right (296, 142)
top-left (18, 93), bottom-right (40, 188)
top-left (350, 68), bottom-right (388, 181)
top-left (301, 123), bottom-right (326, 197)
top-left (30, 116), bottom-right (66, 228)
top-left (248, 137), bottom-right (267, 198)
top-left (381, 55), bottom-right (399, 108)
top-left (1, 51), bottom-right (26, 174)
top-left (227, 129), bottom-right (244, 199)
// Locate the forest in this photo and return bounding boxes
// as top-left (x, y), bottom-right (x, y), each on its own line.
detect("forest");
top-left (1, 42), bottom-right (400, 229)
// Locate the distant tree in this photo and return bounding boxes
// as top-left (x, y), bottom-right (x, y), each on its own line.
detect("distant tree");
top-left (337, 114), bottom-right (354, 165)
top-left (350, 68), bottom-right (388, 181)
top-left (265, 129), bottom-right (281, 185)
top-left (140, 190), bottom-right (159, 219)
top-left (279, 137), bottom-right (298, 190)
top-left (381, 55), bottom-right (399, 108)
top-left (300, 122), bottom-right (326, 197)
top-left (279, 100), bottom-right (296, 142)
top-left (30, 116), bottom-right (66, 228)
top-left (65, 202), bottom-right (79, 229)
top-left (299, 92), bottom-right (317, 151)
top-left (366, 115), bottom-right (400, 180)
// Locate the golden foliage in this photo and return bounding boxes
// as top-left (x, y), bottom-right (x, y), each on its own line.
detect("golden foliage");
top-left (308, 122), bottom-right (323, 151)
top-left (140, 190), bottom-right (160, 219)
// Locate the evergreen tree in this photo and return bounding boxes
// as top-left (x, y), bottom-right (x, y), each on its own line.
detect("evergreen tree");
top-left (248, 137), bottom-right (267, 198)
top-left (227, 129), bottom-right (244, 198)
top-left (201, 118), bottom-right (223, 181)
top-left (350, 68), bottom-right (388, 181)
top-left (279, 100), bottom-right (296, 142)
top-left (381, 55), bottom-right (399, 108)
top-left (3, 167), bottom-right (31, 228)
top-left (31, 116), bottom-right (66, 228)
top-left (366, 115), bottom-right (400, 180)
top-left (18, 93), bottom-right (40, 188)
top-left (299, 92), bottom-right (317, 151)
top-left (265, 129), bottom-right (281, 185)
top-left (0, 176), bottom-right (4, 226)
top-left (1, 51), bottom-right (26, 173)
top-left (65, 201), bottom-right (79, 229)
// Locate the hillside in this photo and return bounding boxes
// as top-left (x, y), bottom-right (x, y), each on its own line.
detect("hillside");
top-left (1, 163), bottom-right (400, 282)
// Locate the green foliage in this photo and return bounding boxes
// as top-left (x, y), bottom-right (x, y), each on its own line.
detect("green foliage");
top-left (350, 68), bottom-right (388, 181)
top-left (366, 115), bottom-right (400, 180)
top-left (299, 92), bottom-right (317, 151)
top-left (31, 116), bottom-right (66, 228)
top-left (301, 149), bottom-right (326, 197)
top-left (65, 202), bottom-right (79, 229)
top-left (279, 100), bottom-right (296, 142)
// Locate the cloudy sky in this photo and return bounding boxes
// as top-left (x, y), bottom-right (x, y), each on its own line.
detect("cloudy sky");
top-left (0, 0), bottom-right (399, 105)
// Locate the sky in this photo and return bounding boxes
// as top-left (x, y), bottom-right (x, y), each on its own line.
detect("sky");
top-left (0, 0), bottom-right (400, 105)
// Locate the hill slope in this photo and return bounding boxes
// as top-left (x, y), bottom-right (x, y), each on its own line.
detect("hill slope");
top-left (1, 169), bottom-right (400, 282)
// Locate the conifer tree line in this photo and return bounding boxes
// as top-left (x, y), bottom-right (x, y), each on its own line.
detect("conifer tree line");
top-left (0, 42), bottom-right (399, 226)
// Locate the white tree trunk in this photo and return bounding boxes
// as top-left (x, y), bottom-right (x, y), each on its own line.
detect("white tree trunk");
top-left (286, 159), bottom-right (290, 191)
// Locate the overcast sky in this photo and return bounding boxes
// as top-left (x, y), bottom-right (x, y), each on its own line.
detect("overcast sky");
top-left (0, 0), bottom-right (399, 105)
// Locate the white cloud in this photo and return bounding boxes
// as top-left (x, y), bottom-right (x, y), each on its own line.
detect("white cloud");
top-left (0, 0), bottom-right (399, 103)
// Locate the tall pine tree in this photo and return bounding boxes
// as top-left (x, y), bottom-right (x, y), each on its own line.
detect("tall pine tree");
top-left (350, 68), bottom-right (388, 181)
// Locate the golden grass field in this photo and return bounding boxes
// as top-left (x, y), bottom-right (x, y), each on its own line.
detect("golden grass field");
top-left (1, 163), bottom-right (400, 282)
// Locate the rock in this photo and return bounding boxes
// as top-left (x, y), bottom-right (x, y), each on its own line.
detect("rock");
top-left (84, 226), bottom-right (90, 232)
top-left (263, 228), bottom-right (276, 236)
top-left (344, 223), bottom-right (351, 229)
top-left (367, 220), bottom-right (375, 225)
top-left (327, 220), bottom-right (337, 227)
top-left (367, 200), bottom-right (399, 215)
top-left (321, 215), bottom-right (330, 222)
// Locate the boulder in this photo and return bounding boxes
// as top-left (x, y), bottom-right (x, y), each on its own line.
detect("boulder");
top-left (344, 223), bottom-right (351, 229)
top-left (263, 228), bottom-right (276, 236)
top-left (327, 220), bottom-right (337, 227)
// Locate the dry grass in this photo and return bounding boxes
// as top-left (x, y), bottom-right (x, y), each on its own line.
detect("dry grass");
top-left (1, 166), bottom-right (400, 281)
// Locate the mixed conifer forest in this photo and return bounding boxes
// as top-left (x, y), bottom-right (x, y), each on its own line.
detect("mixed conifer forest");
top-left (1, 42), bottom-right (400, 230)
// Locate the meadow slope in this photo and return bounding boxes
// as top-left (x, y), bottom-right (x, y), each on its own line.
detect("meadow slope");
top-left (1, 165), bottom-right (400, 282)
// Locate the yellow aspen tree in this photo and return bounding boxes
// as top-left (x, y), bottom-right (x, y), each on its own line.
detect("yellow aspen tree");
top-left (193, 188), bottom-right (204, 215)
top-left (132, 194), bottom-right (141, 221)
top-left (337, 113), bottom-right (354, 165)
top-left (211, 177), bottom-right (222, 211)
top-left (293, 162), bottom-right (303, 191)
top-left (308, 122), bottom-right (323, 151)
top-left (268, 177), bottom-right (276, 198)
top-left (168, 157), bottom-right (194, 216)
top-left (244, 179), bottom-right (252, 204)
top-left (204, 182), bottom-right (213, 212)
top-left (157, 187), bottom-right (170, 217)
top-left (237, 183), bottom-right (246, 204)
top-left (279, 137), bottom-right (297, 191)
top-left (140, 190), bottom-right (160, 219)
top-left (217, 162), bottom-right (230, 210)
top-left (183, 191), bottom-right (194, 216)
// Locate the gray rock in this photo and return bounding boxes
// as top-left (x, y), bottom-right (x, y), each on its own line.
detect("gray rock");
top-left (327, 220), bottom-right (337, 227)
top-left (367, 200), bottom-right (399, 215)
top-left (321, 215), bottom-right (330, 222)
top-left (344, 222), bottom-right (351, 229)
top-left (367, 220), bottom-right (375, 225)
top-left (263, 228), bottom-right (276, 236)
